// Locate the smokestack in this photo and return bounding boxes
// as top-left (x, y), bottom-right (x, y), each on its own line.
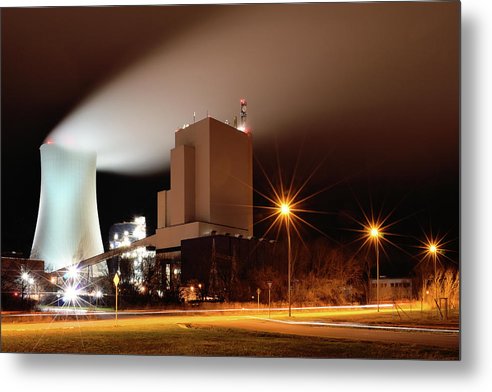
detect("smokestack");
top-left (240, 98), bottom-right (247, 129)
top-left (30, 143), bottom-right (105, 274)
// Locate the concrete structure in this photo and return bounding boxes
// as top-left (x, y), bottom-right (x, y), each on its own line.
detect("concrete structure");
top-left (155, 117), bottom-right (253, 250)
top-left (107, 216), bottom-right (156, 288)
top-left (109, 216), bottom-right (147, 250)
top-left (30, 143), bottom-right (105, 275)
top-left (180, 234), bottom-right (277, 301)
top-left (48, 116), bottom-right (255, 300)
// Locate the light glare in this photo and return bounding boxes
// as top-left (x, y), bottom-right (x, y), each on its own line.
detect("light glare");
top-left (370, 227), bottom-right (379, 238)
top-left (67, 265), bottom-right (79, 279)
top-left (62, 285), bottom-right (80, 303)
top-left (280, 203), bottom-right (291, 216)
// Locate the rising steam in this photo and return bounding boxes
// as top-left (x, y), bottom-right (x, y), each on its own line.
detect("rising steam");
top-left (46, 5), bottom-right (354, 174)
top-left (47, 4), bottom-right (455, 175)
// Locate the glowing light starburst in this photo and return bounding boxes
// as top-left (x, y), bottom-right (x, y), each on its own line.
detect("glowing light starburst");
top-left (62, 285), bottom-right (81, 305)
top-left (416, 231), bottom-right (454, 266)
top-left (344, 195), bottom-right (415, 261)
top-left (40, 263), bottom-right (107, 312)
top-left (352, 216), bottom-right (393, 257)
top-left (22, 263), bottom-right (110, 353)
top-left (280, 203), bottom-right (291, 216)
top-left (252, 150), bottom-right (339, 247)
top-left (370, 227), bottom-right (379, 239)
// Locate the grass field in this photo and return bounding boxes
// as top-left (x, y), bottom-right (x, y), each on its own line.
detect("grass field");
top-left (1, 313), bottom-right (459, 359)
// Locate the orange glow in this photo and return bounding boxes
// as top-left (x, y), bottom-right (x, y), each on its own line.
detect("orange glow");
top-left (416, 234), bottom-right (455, 271)
top-left (280, 203), bottom-right (291, 216)
top-left (370, 227), bottom-right (379, 238)
top-left (428, 244), bottom-right (437, 254)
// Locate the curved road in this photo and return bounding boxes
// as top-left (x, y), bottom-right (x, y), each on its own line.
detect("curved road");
top-left (196, 318), bottom-right (459, 349)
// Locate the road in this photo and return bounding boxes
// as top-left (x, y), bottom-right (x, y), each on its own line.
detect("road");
top-left (194, 317), bottom-right (459, 349)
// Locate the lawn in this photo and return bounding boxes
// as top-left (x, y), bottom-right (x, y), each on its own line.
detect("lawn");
top-left (1, 314), bottom-right (458, 359)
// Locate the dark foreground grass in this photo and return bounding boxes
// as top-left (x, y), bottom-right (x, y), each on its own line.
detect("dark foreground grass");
top-left (1, 319), bottom-right (458, 359)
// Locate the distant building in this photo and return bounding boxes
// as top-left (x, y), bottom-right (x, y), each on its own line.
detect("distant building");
top-left (109, 216), bottom-right (147, 250)
top-left (107, 216), bottom-right (155, 292)
top-left (179, 234), bottom-right (277, 301)
top-left (370, 277), bottom-right (413, 301)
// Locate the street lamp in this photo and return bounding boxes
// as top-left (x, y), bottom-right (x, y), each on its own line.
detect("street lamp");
top-left (20, 272), bottom-right (32, 301)
top-left (95, 289), bottom-right (103, 308)
top-left (267, 281), bottom-right (273, 318)
top-left (279, 202), bottom-right (292, 317)
top-left (369, 226), bottom-right (381, 312)
top-left (427, 243), bottom-right (439, 310)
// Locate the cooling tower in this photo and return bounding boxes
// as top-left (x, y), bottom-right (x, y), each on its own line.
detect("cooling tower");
top-left (30, 143), bottom-right (105, 273)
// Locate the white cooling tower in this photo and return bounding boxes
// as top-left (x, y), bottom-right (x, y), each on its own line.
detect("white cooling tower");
top-left (30, 143), bottom-right (104, 273)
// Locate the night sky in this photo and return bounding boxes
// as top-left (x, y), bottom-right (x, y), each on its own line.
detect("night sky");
top-left (1, 2), bottom-right (459, 274)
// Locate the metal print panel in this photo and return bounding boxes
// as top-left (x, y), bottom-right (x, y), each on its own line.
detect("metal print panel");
top-left (1, 1), bottom-right (460, 359)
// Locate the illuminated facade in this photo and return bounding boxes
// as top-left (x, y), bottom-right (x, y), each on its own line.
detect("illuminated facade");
top-left (155, 116), bottom-right (253, 249)
top-left (30, 143), bottom-right (105, 274)
top-left (107, 216), bottom-right (155, 290)
top-left (109, 216), bottom-right (147, 250)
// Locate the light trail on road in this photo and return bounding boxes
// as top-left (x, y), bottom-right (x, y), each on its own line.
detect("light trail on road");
top-left (3, 303), bottom-right (394, 318)
top-left (255, 317), bottom-right (460, 334)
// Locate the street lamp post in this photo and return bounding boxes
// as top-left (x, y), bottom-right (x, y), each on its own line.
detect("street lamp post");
top-left (280, 202), bottom-right (292, 317)
top-left (428, 243), bottom-right (438, 311)
top-left (113, 273), bottom-right (120, 324)
top-left (20, 272), bottom-right (30, 302)
top-left (376, 237), bottom-right (380, 312)
top-left (287, 217), bottom-right (292, 317)
top-left (267, 281), bottom-right (273, 318)
top-left (370, 227), bottom-right (380, 312)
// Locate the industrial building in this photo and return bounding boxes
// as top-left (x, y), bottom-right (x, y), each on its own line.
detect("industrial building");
top-left (107, 216), bottom-right (155, 293)
top-left (22, 101), bottom-right (276, 303)
top-left (109, 216), bottom-right (147, 250)
top-left (155, 116), bottom-right (253, 250)
top-left (146, 114), bottom-right (269, 300)
top-left (370, 277), bottom-right (413, 301)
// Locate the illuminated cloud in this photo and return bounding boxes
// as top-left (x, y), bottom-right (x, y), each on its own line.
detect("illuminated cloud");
top-left (46, 4), bottom-right (457, 176)
top-left (46, 6), bottom-right (353, 174)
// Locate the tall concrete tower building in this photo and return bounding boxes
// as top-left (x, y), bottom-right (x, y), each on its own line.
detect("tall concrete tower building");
top-left (30, 143), bottom-right (104, 273)
top-left (155, 117), bottom-right (253, 250)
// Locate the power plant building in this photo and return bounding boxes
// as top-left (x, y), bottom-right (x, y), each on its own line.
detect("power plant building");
top-left (27, 114), bottom-right (265, 301)
top-left (155, 116), bottom-right (253, 250)
top-left (149, 116), bottom-right (261, 299)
